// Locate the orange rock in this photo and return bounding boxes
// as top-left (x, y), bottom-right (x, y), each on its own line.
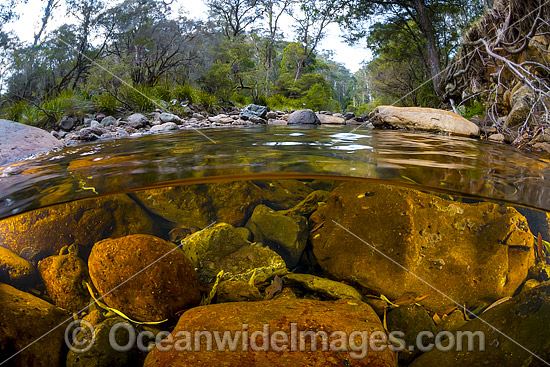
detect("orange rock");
top-left (88, 234), bottom-right (201, 322)
top-left (144, 299), bottom-right (397, 366)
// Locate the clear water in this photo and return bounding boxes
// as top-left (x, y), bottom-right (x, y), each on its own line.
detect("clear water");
top-left (1, 125), bottom-right (550, 367)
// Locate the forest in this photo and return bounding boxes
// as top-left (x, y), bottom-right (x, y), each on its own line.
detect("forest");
top-left (0, 0), bottom-right (538, 130)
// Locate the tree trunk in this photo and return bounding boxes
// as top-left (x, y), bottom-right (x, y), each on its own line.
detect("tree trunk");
top-left (412, 0), bottom-right (443, 95)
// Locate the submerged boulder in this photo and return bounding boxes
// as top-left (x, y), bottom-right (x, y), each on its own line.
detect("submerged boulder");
top-left (410, 284), bottom-right (550, 366)
top-left (132, 181), bottom-right (262, 228)
top-left (310, 182), bottom-right (534, 311)
top-left (180, 223), bottom-right (287, 284)
top-left (144, 299), bottom-right (397, 367)
top-left (247, 204), bottom-right (308, 268)
top-left (0, 119), bottom-right (63, 165)
top-left (0, 283), bottom-right (69, 367)
top-left (38, 246), bottom-right (90, 313)
top-left (283, 273), bottom-right (363, 301)
top-left (88, 234), bottom-right (201, 322)
top-left (254, 179), bottom-right (314, 210)
top-left (0, 246), bottom-right (36, 289)
top-left (369, 106), bottom-right (480, 136)
top-left (0, 194), bottom-right (156, 258)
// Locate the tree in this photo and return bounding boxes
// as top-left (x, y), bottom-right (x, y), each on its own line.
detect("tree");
top-left (341, 0), bottom-right (483, 96)
top-left (287, 0), bottom-right (344, 81)
top-left (206, 0), bottom-right (263, 39)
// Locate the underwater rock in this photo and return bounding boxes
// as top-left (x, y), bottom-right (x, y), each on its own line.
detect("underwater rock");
top-left (132, 185), bottom-right (214, 228)
top-left (0, 119), bottom-right (63, 165)
top-left (254, 179), bottom-right (314, 210)
top-left (88, 234), bottom-right (201, 322)
top-left (217, 280), bottom-right (263, 302)
top-left (369, 106), bottom-right (480, 137)
top-left (132, 181), bottom-right (262, 229)
top-left (435, 309), bottom-right (467, 334)
top-left (0, 246), bottom-right (36, 289)
top-left (410, 284), bottom-right (550, 366)
top-left (311, 182), bottom-right (534, 312)
top-left (181, 223), bottom-right (287, 284)
top-left (247, 204), bottom-right (308, 268)
top-left (38, 246), bottom-right (91, 313)
top-left (386, 304), bottom-right (437, 364)
top-left (143, 299), bottom-right (397, 367)
top-left (66, 316), bottom-right (146, 367)
top-left (189, 224), bottom-right (284, 283)
top-left (283, 273), bottom-right (363, 301)
top-left (278, 189), bottom-right (330, 217)
top-left (206, 180), bottom-right (262, 227)
top-left (0, 194), bottom-right (156, 258)
top-left (0, 282), bottom-right (69, 367)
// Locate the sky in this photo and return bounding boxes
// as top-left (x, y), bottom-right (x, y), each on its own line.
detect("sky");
top-left (5, 0), bottom-right (372, 73)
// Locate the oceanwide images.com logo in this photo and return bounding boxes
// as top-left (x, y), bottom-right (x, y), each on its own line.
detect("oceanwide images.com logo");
top-left (66, 320), bottom-right (485, 359)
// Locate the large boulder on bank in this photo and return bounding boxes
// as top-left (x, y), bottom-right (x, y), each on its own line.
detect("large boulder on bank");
top-left (316, 114), bottom-right (346, 125)
top-left (144, 298), bottom-right (397, 367)
top-left (240, 104), bottom-right (267, 120)
top-left (310, 182), bottom-right (534, 312)
top-left (287, 109), bottom-right (321, 125)
top-left (0, 194), bottom-right (156, 258)
top-left (88, 234), bottom-right (201, 322)
top-left (126, 113), bottom-right (149, 128)
top-left (0, 282), bottom-right (69, 367)
top-left (0, 119), bottom-right (63, 165)
top-left (369, 106), bottom-right (480, 136)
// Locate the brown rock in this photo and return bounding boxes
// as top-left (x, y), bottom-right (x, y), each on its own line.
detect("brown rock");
top-left (311, 182), bottom-right (534, 311)
top-left (217, 280), bottom-right (263, 302)
top-left (206, 180), bottom-right (262, 227)
top-left (88, 234), bottom-right (201, 322)
top-left (144, 299), bottom-right (397, 366)
top-left (254, 179), bottom-right (314, 210)
top-left (369, 106), bottom-right (480, 136)
top-left (410, 284), bottom-right (550, 367)
top-left (488, 133), bottom-right (505, 143)
top-left (0, 283), bottom-right (69, 367)
top-left (0, 194), bottom-right (156, 258)
top-left (38, 250), bottom-right (90, 313)
top-left (131, 185), bottom-right (213, 228)
top-left (0, 246), bottom-right (36, 289)
top-left (132, 181), bottom-right (262, 228)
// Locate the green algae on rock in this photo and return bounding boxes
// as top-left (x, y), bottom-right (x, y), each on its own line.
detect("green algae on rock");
top-left (88, 234), bottom-right (201, 322)
top-left (283, 273), bottom-right (363, 301)
top-left (247, 204), bottom-right (309, 268)
top-left (310, 181), bottom-right (534, 312)
top-left (0, 194), bottom-right (156, 258)
top-left (180, 223), bottom-right (287, 284)
top-left (0, 282), bottom-right (70, 367)
top-left (144, 298), bottom-right (397, 367)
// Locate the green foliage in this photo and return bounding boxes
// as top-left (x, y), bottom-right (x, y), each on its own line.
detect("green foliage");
top-left (173, 84), bottom-right (197, 105)
top-left (2, 99), bottom-right (28, 122)
top-left (93, 93), bottom-right (121, 114)
top-left (121, 85), bottom-right (158, 112)
top-left (195, 89), bottom-right (219, 113)
top-left (460, 99), bottom-right (486, 119)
